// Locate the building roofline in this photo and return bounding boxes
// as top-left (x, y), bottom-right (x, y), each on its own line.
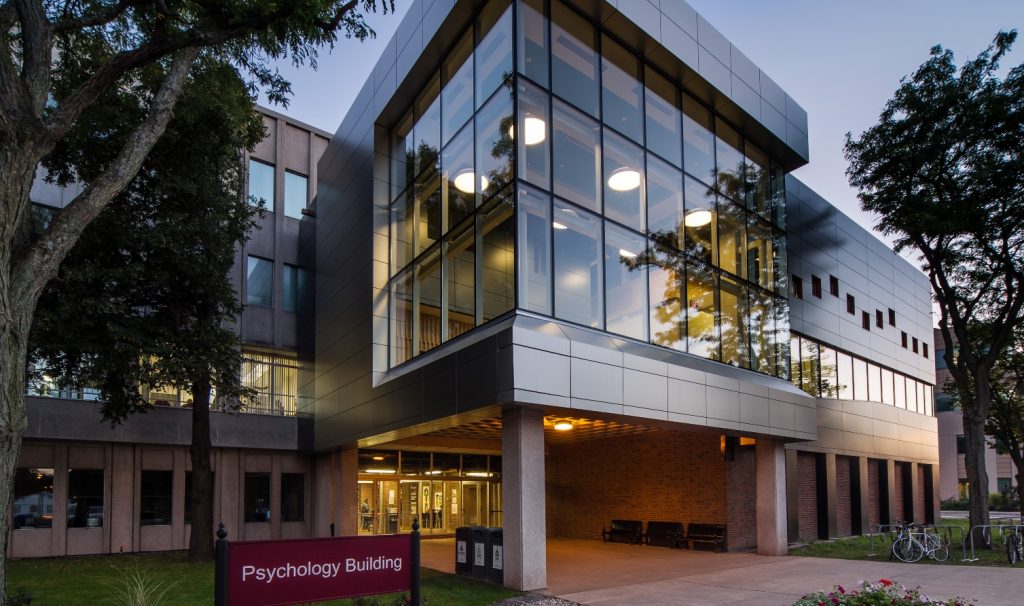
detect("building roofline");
top-left (256, 104), bottom-right (334, 139)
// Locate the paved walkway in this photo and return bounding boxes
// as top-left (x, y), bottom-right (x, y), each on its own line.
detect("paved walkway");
top-left (421, 537), bottom-right (1024, 605)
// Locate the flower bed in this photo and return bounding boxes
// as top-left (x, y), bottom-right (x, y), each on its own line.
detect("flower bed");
top-left (793, 579), bottom-right (974, 606)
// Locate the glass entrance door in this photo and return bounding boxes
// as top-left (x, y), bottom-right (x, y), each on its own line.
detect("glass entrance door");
top-left (462, 481), bottom-right (486, 527)
top-left (379, 480), bottom-right (399, 534)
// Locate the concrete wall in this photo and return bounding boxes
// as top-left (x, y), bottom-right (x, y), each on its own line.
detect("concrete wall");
top-left (10, 440), bottom-right (312, 558)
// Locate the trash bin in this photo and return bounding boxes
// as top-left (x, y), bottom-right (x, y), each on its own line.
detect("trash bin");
top-left (488, 528), bottom-right (503, 584)
top-left (471, 526), bottom-right (490, 580)
top-left (455, 527), bottom-right (472, 576)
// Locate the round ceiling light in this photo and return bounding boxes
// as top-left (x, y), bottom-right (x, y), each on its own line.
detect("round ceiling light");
top-left (453, 170), bottom-right (489, 194)
top-left (508, 116), bottom-right (547, 146)
top-left (553, 420), bottom-right (574, 431)
top-left (684, 209), bottom-right (713, 227)
top-left (552, 221), bottom-right (568, 230)
top-left (607, 167), bottom-right (641, 192)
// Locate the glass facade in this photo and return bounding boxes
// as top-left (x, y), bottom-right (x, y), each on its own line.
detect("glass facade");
top-left (386, 0), bottom-right (790, 378)
top-left (790, 333), bottom-right (935, 416)
top-left (240, 352), bottom-right (298, 415)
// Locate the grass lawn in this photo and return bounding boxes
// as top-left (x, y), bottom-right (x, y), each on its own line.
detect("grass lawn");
top-left (7, 553), bottom-right (520, 606)
top-left (789, 517), bottom-right (1020, 567)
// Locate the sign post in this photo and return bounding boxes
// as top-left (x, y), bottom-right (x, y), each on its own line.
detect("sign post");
top-left (214, 520), bottom-right (421, 606)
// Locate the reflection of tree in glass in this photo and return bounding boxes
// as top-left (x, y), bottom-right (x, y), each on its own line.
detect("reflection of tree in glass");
top-left (485, 75), bottom-right (516, 194)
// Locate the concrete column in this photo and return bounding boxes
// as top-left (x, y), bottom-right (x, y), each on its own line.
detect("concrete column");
top-left (756, 439), bottom-right (788, 556)
top-left (857, 457), bottom-right (871, 534)
top-left (909, 462), bottom-right (921, 523)
top-left (502, 408), bottom-right (547, 591)
top-left (884, 459), bottom-right (897, 525)
top-left (824, 453), bottom-right (838, 538)
top-left (785, 449), bottom-right (799, 544)
top-left (930, 464), bottom-right (941, 525)
top-left (339, 448), bottom-right (359, 536)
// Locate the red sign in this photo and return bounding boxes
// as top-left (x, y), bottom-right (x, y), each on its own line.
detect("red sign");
top-left (226, 534), bottom-right (412, 606)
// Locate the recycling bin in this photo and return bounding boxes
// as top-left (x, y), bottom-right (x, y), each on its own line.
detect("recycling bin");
top-left (488, 528), bottom-right (504, 584)
top-left (455, 526), bottom-right (473, 576)
top-left (471, 526), bottom-right (490, 580)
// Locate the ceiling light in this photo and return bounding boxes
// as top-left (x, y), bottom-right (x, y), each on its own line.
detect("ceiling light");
top-left (365, 468), bottom-right (396, 474)
top-left (618, 249), bottom-right (637, 259)
top-left (553, 420), bottom-right (574, 431)
top-left (372, 455), bottom-right (384, 461)
top-left (508, 116), bottom-right (547, 146)
top-left (684, 209), bottom-right (713, 227)
top-left (465, 471), bottom-right (494, 478)
top-left (552, 221), bottom-right (568, 230)
top-left (453, 170), bottom-right (489, 194)
top-left (607, 167), bottom-right (641, 192)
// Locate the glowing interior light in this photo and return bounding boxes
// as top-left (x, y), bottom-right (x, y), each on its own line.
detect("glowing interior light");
top-left (508, 116), bottom-right (547, 146)
top-left (607, 167), bottom-right (641, 192)
top-left (618, 249), bottom-right (638, 259)
top-left (365, 468), bottom-right (396, 474)
top-left (372, 455), bottom-right (384, 461)
top-left (684, 209), bottom-right (713, 227)
top-left (553, 421), bottom-right (574, 431)
top-left (465, 472), bottom-right (494, 478)
top-left (552, 221), bottom-right (568, 230)
top-left (453, 170), bottom-right (489, 194)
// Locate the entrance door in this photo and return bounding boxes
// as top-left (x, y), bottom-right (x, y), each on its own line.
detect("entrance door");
top-left (462, 482), bottom-right (486, 527)
top-left (399, 481), bottom-right (421, 532)
top-left (357, 482), bottom-right (374, 535)
top-left (379, 480), bottom-right (399, 534)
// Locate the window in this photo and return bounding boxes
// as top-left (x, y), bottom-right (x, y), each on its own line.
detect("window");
top-left (140, 470), bottom-right (173, 526)
top-left (998, 478), bottom-right (1012, 494)
top-left (846, 294), bottom-right (855, 314)
top-left (246, 256), bottom-right (273, 308)
top-left (67, 469), bottom-right (104, 528)
top-left (829, 275), bottom-right (839, 297)
top-left (475, 87), bottom-right (514, 201)
top-left (648, 240), bottom-right (683, 352)
top-left (283, 172), bottom-right (308, 219)
top-left (241, 352), bottom-right (299, 415)
top-left (889, 308), bottom-right (896, 326)
top-left (836, 352), bottom-right (853, 399)
top-left (644, 67), bottom-right (681, 167)
top-left (605, 223), bottom-right (647, 340)
top-left (603, 128), bottom-right (645, 230)
top-left (475, 0), bottom-right (512, 106)
top-left (248, 159), bottom-right (275, 211)
top-left (862, 311), bottom-right (870, 330)
top-left (876, 310), bottom-right (884, 329)
top-left (283, 264), bottom-right (307, 313)
top-left (13, 468), bottom-right (54, 529)
top-left (682, 94), bottom-right (715, 185)
top-left (601, 35), bottom-right (643, 143)
top-left (480, 195), bottom-right (515, 321)
top-left (646, 154), bottom-right (684, 248)
top-left (902, 331), bottom-right (908, 348)
top-left (551, 0), bottom-right (598, 116)
top-left (956, 435), bottom-right (966, 455)
top-left (552, 100), bottom-right (600, 212)
top-left (686, 264), bottom-right (719, 359)
top-left (281, 473), bottom-right (305, 522)
top-left (912, 337), bottom-right (919, 353)
top-left (517, 0), bottom-right (547, 85)
top-left (811, 275), bottom-right (821, 298)
top-left (518, 185), bottom-right (552, 315)
top-left (553, 200), bottom-right (602, 328)
top-left (442, 33), bottom-right (473, 145)
top-left (923, 343), bottom-right (929, 358)
top-left (517, 80), bottom-right (550, 189)
top-left (792, 275), bottom-right (803, 299)
top-left (244, 473), bottom-right (271, 523)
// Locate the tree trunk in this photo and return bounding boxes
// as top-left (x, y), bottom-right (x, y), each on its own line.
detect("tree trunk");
top-left (0, 319), bottom-right (31, 605)
top-left (189, 376), bottom-right (215, 561)
top-left (1015, 460), bottom-right (1024, 522)
top-left (963, 387), bottom-right (992, 545)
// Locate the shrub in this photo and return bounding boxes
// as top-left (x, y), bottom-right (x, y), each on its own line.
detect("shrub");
top-left (105, 568), bottom-right (175, 606)
top-left (7, 587), bottom-right (32, 606)
top-left (940, 497), bottom-right (970, 510)
top-left (990, 492), bottom-right (1005, 508)
top-left (793, 579), bottom-right (974, 606)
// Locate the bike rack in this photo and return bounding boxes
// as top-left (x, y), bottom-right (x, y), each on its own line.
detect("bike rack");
top-left (964, 522), bottom-right (1022, 562)
top-left (865, 523), bottom-right (902, 558)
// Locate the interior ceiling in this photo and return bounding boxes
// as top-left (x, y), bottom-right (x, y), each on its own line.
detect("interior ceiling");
top-left (423, 415), bottom-right (659, 444)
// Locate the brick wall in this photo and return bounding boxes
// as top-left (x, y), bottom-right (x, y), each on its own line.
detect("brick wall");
top-left (726, 444), bottom-right (757, 550)
top-left (893, 463), bottom-right (905, 522)
top-left (546, 430), bottom-right (727, 543)
top-left (867, 459), bottom-right (880, 530)
top-left (797, 452), bottom-right (818, 542)
top-left (836, 456), bottom-right (852, 537)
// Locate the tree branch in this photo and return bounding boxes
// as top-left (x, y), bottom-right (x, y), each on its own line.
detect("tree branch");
top-left (13, 47), bottom-right (198, 305)
top-left (52, 0), bottom-right (149, 33)
top-left (13, 0), bottom-right (52, 112)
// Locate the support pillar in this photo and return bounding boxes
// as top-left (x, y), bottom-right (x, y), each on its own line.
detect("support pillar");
top-left (824, 453), bottom-right (838, 538)
top-left (756, 439), bottom-right (788, 555)
top-left (856, 457), bottom-right (871, 534)
top-left (884, 459), bottom-right (897, 525)
top-left (909, 462), bottom-right (921, 523)
top-left (502, 408), bottom-right (547, 590)
top-left (339, 448), bottom-right (358, 536)
top-left (785, 449), bottom-right (799, 544)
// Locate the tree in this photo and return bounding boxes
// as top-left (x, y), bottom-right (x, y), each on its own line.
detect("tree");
top-left (982, 326), bottom-right (1024, 519)
top-left (30, 57), bottom-right (264, 561)
top-left (844, 31), bottom-right (1024, 539)
top-left (1, 0), bottom-right (392, 596)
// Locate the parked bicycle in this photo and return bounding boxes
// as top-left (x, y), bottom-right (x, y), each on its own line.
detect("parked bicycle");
top-left (1006, 526), bottom-right (1023, 565)
top-left (891, 521), bottom-right (948, 563)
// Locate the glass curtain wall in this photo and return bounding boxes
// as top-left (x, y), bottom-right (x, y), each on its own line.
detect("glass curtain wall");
top-left (387, 0), bottom-right (792, 379)
top-left (790, 333), bottom-right (935, 416)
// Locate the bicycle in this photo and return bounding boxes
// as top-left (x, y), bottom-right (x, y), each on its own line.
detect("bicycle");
top-left (1006, 526), bottom-right (1023, 565)
top-left (890, 521), bottom-right (948, 563)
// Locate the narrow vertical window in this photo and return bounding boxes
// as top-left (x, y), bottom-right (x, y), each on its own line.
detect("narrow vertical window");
top-left (923, 343), bottom-right (929, 358)
top-left (829, 275), bottom-right (839, 297)
top-left (67, 469), bottom-right (104, 528)
top-left (281, 474), bottom-right (305, 522)
top-left (244, 473), bottom-right (271, 523)
top-left (846, 294), bottom-right (855, 314)
top-left (140, 471), bottom-right (173, 526)
top-left (791, 275), bottom-right (803, 299)
top-left (283, 171), bottom-right (308, 219)
top-left (246, 256), bottom-right (273, 308)
top-left (811, 275), bottom-right (821, 298)
top-left (912, 337), bottom-right (919, 353)
top-left (875, 310), bottom-right (883, 329)
top-left (248, 159), bottom-right (275, 210)
top-left (888, 308), bottom-right (896, 326)
top-left (517, 185), bottom-right (552, 315)
top-left (901, 331), bottom-right (908, 348)
top-left (861, 311), bottom-right (870, 330)
top-left (551, 1), bottom-right (598, 116)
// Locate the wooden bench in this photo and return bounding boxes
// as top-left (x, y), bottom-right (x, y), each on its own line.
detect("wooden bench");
top-left (644, 521), bottom-right (684, 548)
top-left (686, 523), bottom-right (727, 552)
top-left (601, 519), bottom-right (643, 545)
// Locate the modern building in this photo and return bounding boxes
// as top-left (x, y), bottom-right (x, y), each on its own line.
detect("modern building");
top-left (311, 0), bottom-right (938, 590)
top-left (934, 329), bottom-right (1015, 501)
top-left (12, 0), bottom-right (940, 593)
top-left (11, 106), bottom-right (328, 557)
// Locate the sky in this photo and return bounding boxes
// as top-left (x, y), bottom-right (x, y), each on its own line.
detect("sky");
top-left (263, 0), bottom-right (1024, 242)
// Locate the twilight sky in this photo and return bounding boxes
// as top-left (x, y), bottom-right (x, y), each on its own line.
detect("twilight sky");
top-left (263, 0), bottom-right (1023, 242)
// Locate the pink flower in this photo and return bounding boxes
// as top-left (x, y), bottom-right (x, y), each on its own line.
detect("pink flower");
top-left (838, 585), bottom-right (846, 594)
top-left (879, 578), bottom-right (894, 587)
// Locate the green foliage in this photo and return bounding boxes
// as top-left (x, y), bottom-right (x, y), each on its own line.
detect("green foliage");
top-left (105, 568), bottom-right (176, 606)
top-left (793, 579), bottom-right (974, 606)
top-left (990, 492), bottom-right (1005, 508)
top-left (940, 497), bottom-right (970, 510)
top-left (31, 57), bottom-right (264, 421)
top-left (5, 587), bottom-right (32, 606)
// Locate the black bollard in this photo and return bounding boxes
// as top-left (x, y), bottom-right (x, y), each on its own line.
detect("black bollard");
top-left (214, 523), bottom-right (228, 606)
top-left (411, 519), bottom-right (421, 606)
